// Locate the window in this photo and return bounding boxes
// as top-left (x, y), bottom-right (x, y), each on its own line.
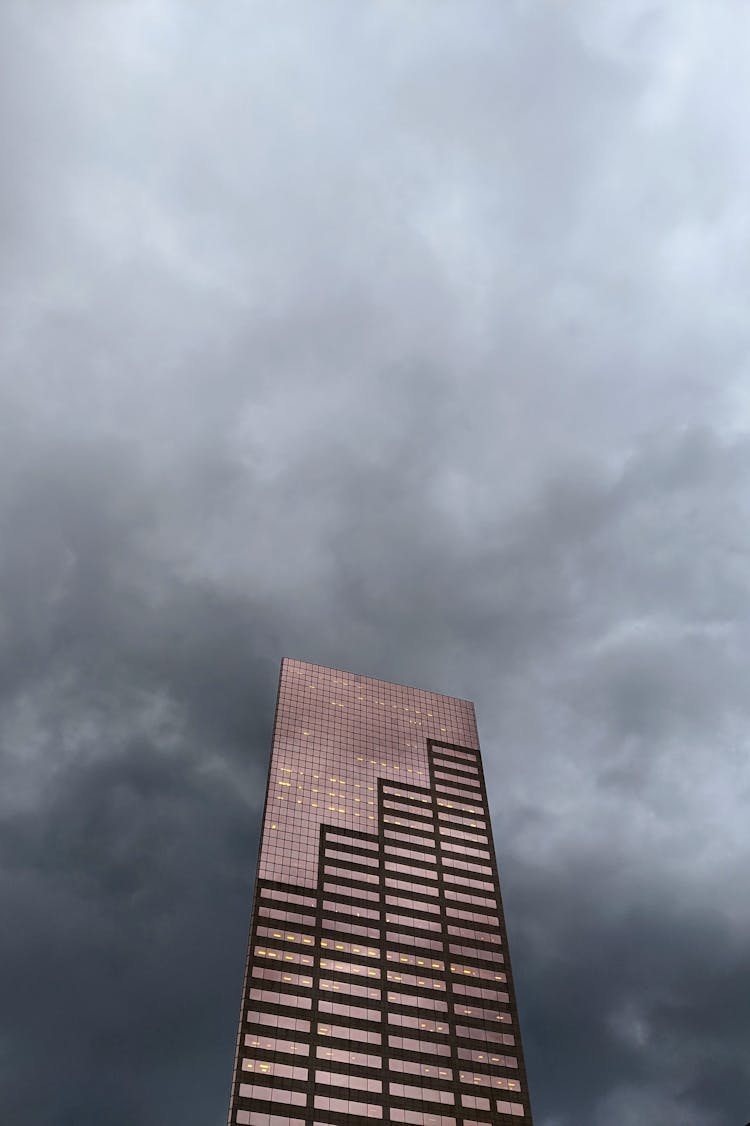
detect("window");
top-left (319, 937), bottom-right (379, 958)
top-left (385, 829), bottom-right (437, 850)
top-left (453, 983), bottom-right (510, 1004)
top-left (390, 1111), bottom-right (455, 1125)
top-left (450, 961), bottom-right (505, 981)
top-left (386, 894), bottom-right (440, 914)
top-left (387, 950), bottom-right (444, 971)
top-left (385, 861), bottom-right (439, 880)
top-left (436, 797), bottom-right (483, 816)
top-left (248, 988), bottom-right (312, 1009)
top-left (246, 1012), bottom-right (310, 1034)
top-left (313, 1096), bottom-right (382, 1118)
top-left (316, 1046), bottom-right (381, 1068)
top-left (431, 746), bottom-right (477, 763)
top-left (241, 1060), bottom-right (307, 1081)
top-left (258, 905), bottom-right (317, 927)
top-left (318, 999), bottom-right (380, 1021)
top-left (440, 841), bottom-right (490, 861)
top-left (388, 1035), bottom-right (451, 1057)
top-left (322, 900), bottom-right (379, 921)
top-left (244, 1033), bottom-right (309, 1055)
top-left (453, 1001), bottom-right (511, 1023)
top-left (457, 1047), bottom-right (517, 1068)
top-left (433, 759), bottom-right (479, 775)
top-left (382, 786), bottom-right (432, 803)
top-left (319, 957), bottom-right (380, 979)
top-left (235, 1113), bottom-right (304, 1126)
top-left (385, 878), bottom-right (439, 898)
top-left (253, 968), bottom-right (313, 989)
top-left (385, 913), bottom-right (441, 932)
top-left (260, 888), bottom-right (316, 908)
top-left (238, 1083), bottom-right (306, 1105)
top-left (442, 856), bottom-right (493, 876)
top-left (435, 783), bottom-right (481, 802)
top-left (445, 907), bottom-right (499, 927)
top-left (497, 1100), bottom-right (525, 1117)
top-left (439, 813), bottom-right (487, 832)
top-left (445, 892), bottom-right (497, 913)
top-left (388, 1013), bottom-right (448, 1035)
top-left (387, 991), bottom-right (447, 1013)
top-left (385, 845), bottom-right (436, 864)
top-left (325, 848), bottom-right (378, 867)
top-left (254, 946), bottom-right (314, 968)
top-left (318, 1021), bottom-right (380, 1044)
top-left (389, 1060), bottom-right (453, 1081)
top-left (386, 931), bottom-right (444, 953)
top-left (386, 969), bottom-right (446, 992)
top-left (321, 919), bottom-right (380, 941)
top-left (384, 815), bottom-right (436, 833)
top-left (315, 1071), bottom-right (382, 1093)
top-left (256, 926), bottom-right (316, 947)
top-left (458, 1071), bottom-right (521, 1091)
top-left (447, 926), bottom-right (502, 945)
top-left (325, 864), bottom-right (379, 885)
top-left (326, 832), bottom-right (379, 852)
top-left (455, 1025), bottom-right (514, 1046)
top-left (323, 882), bottom-right (379, 902)
top-left (319, 978), bottom-right (380, 1000)
top-left (389, 1083), bottom-right (454, 1105)
top-left (461, 1094), bottom-right (490, 1111)
top-left (443, 873), bottom-right (495, 893)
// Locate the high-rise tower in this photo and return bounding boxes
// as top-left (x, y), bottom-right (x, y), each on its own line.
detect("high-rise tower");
top-left (227, 658), bottom-right (533, 1126)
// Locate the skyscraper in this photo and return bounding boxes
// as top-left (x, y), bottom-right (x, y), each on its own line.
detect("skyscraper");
top-left (227, 658), bottom-right (534, 1126)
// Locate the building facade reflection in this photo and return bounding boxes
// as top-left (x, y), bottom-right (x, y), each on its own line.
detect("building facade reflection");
top-left (227, 658), bottom-right (534, 1126)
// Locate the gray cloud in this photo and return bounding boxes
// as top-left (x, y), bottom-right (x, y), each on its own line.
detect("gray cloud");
top-left (2, 2), bottom-right (750, 1124)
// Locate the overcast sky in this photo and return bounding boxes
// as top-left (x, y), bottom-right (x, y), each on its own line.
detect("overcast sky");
top-left (2, 2), bottom-right (749, 1124)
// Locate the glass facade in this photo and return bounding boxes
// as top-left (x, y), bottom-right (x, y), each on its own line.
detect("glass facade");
top-left (227, 659), bottom-right (534, 1126)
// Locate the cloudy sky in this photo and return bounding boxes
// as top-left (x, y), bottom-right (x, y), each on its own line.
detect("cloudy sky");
top-left (2, 2), bottom-right (749, 1124)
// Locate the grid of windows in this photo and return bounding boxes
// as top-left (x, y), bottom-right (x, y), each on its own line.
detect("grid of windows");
top-left (228, 660), bottom-right (534, 1125)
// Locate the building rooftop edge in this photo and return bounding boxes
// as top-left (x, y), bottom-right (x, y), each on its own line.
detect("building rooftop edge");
top-left (280, 655), bottom-right (476, 710)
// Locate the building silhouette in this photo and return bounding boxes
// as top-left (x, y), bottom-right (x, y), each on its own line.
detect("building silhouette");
top-left (227, 658), bottom-right (534, 1125)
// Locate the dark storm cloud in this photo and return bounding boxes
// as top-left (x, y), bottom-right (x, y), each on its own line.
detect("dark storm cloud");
top-left (2, 2), bottom-right (750, 1124)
